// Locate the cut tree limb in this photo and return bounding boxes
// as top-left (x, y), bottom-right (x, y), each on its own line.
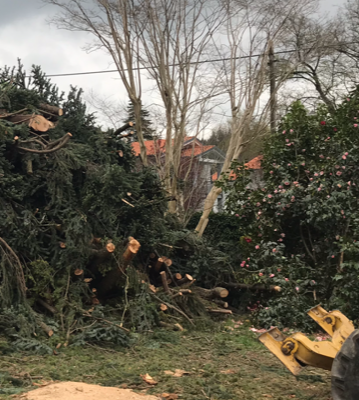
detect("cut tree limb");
top-left (123, 237), bottom-right (141, 261)
top-left (18, 133), bottom-right (72, 154)
top-left (114, 121), bottom-right (133, 136)
top-left (160, 271), bottom-right (170, 293)
top-left (194, 287), bottom-right (229, 299)
top-left (39, 103), bottom-right (63, 117)
top-left (37, 298), bottom-right (59, 314)
top-left (207, 309), bottom-right (232, 315)
top-left (221, 282), bottom-right (281, 292)
top-left (177, 274), bottom-right (194, 286)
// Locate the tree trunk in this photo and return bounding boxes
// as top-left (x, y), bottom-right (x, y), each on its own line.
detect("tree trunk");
top-left (195, 186), bottom-right (222, 236)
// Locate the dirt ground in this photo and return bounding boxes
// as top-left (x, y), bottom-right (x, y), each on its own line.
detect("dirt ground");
top-left (20, 382), bottom-right (159, 400)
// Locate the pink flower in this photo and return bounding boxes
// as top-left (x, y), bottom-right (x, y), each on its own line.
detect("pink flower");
top-left (240, 261), bottom-right (246, 267)
top-left (332, 255), bottom-right (335, 258)
top-left (273, 163), bottom-right (277, 166)
top-left (259, 272), bottom-right (263, 276)
top-left (320, 171), bottom-right (324, 175)
top-left (256, 202), bottom-right (261, 206)
top-left (312, 280), bottom-right (316, 284)
top-left (318, 187), bottom-right (321, 191)
top-left (310, 178), bottom-right (313, 181)
top-left (269, 274), bottom-right (275, 278)
top-left (320, 121), bottom-right (326, 126)
top-left (278, 185), bottom-right (283, 189)
top-left (342, 166), bottom-right (346, 169)
top-left (301, 163), bottom-right (305, 166)
top-left (290, 129), bottom-right (294, 133)
top-left (258, 211), bottom-right (262, 215)
top-left (282, 130), bottom-right (286, 134)
top-left (348, 181), bottom-right (351, 186)
top-left (345, 152), bottom-right (349, 156)
top-left (295, 287), bottom-right (299, 292)
top-left (302, 149), bottom-right (306, 152)
top-left (334, 128), bottom-right (337, 132)
top-left (286, 139), bottom-right (290, 143)
top-left (268, 194), bottom-right (272, 198)
top-left (319, 155), bottom-right (324, 159)
top-left (272, 248), bottom-right (277, 253)
top-left (341, 210), bottom-right (345, 215)
top-left (235, 214), bottom-right (239, 217)
top-left (270, 170), bottom-right (274, 174)
top-left (281, 233), bottom-right (285, 237)
top-left (335, 165), bottom-right (340, 169)
top-left (247, 257), bottom-right (251, 260)
top-left (293, 181), bottom-right (298, 185)
top-left (336, 171), bottom-right (342, 176)
top-left (278, 238), bottom-right (283, 242)
top-left (314, 173), bottom-right (319, 177)
top-left (277, 268), bottom-right (281, 272)
top-left (355, 118), bottom-right (357, 120)
top-left (286, 143), bottom-right (292, 147)
top-left (287, 163), bottom-right (291, 166)
top-left (255, 245), bottom-right (260, 250)
top-left (354, 124), bottom-right (358, 128)
top-left (285, 182), bottom-right (290, 186)
top-left (342, 155), bottom-right (347, 160)
top-left (347, 98), bottom-right (351, 101)
top-left (325, 137), bottom-right (331, 141)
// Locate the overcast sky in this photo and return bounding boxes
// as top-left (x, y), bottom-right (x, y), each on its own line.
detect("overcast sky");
top-left (0, 0), bottom-right (346, 131)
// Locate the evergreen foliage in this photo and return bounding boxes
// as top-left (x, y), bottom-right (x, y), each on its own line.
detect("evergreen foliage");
top-left (123, 99), bottom-right (155, 140)
top-left (220, 91), bottom-right (359, 330)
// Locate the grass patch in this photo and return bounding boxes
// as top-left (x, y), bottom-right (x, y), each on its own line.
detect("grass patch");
top-left (0, 320), bottom-right (332, 399)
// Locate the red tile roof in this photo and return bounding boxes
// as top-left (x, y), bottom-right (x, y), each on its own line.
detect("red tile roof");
top-left (132, 138), bottom-right (214, 157)
top-left (212, 155), bottom-right (263, 181)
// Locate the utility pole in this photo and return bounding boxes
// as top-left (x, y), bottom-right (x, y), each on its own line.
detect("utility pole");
top-left (268, 39), bottom-right (276, 133)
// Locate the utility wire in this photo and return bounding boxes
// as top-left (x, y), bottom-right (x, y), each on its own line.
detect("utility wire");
top-left (28, 41), bottom-right (359, 79)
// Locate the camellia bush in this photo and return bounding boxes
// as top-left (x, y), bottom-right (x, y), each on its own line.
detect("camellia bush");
top-left (218, 91), bottom-right (359, 330)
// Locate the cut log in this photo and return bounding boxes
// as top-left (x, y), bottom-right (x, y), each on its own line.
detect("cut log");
top-left (212, 299), bottom-right (228, 309)
top-left (37, 298), bottom-right (59, 314)
top-left (194, 287), bottom-right (229, 299)
top-left (207, 309), bottom-right (232, 315)
top-left (160, 303), bottom-right (168, 311)
top-left (155, 257), bottom-right (164, 272)
top-left (162, 256), bottom-right (173, 267)
top-left (74, 269), bottom-right (84, 276)
top-left (177, 274), bottom-right (194, 286)
top-left (38, 321), bottom-right (54, 337)
top-left (39, 103), bottom-right (63, 117)
top-left (160, 271), bottom-right (170, 293)
top-left (59, 242), bottom-right (66, 249)
top-left (114, 121), bottom-right (134, 136)
top-left (221, 282), bottom-right (281, 292)
top-left (123, 237), bottom-right (141, 261)
top-left (8, 114), bottom-right (55, 132)
top-left (174, 273), bottom-right (182, 280)
top-left (106, 242), bottom-right (115, 253)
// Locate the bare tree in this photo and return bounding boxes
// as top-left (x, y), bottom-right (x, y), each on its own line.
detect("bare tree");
top-left (195, 0), bottom-right (320, 236)
top-left (44, 0), bottom-right (148, 165)
top-left (134, 0), bottom-right (225, 214)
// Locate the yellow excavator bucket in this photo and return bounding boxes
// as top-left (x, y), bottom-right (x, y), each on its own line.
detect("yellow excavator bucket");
top-left (258, 305), bottom-right (355, 376)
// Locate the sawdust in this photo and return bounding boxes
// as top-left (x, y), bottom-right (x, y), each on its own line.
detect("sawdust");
top-left (20, 382), bottom-right (160, 400)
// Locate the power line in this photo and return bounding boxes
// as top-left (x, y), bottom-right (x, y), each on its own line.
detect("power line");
top-left (28, 41), bottom-right (359, 79)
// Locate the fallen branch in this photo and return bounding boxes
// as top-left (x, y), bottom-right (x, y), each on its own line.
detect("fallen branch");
top-left (160, 271), bottom-right (170, 293)
top-left (221, 282), bottom-right (281, 292)
top-left (17, 133), bottom-right (72, 154)
top-left (207, 309), bottom-right (232, 315)
top-left (37, 298), bottom-right (59, 314)
top-left (151, 294), bottom-right (194, 325)
top-left (114, 121), bottom-right (133, 136)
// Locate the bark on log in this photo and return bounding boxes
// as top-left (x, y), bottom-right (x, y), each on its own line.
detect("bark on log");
top-left (8, 114), bottom-right (55, 132)
top-left (212, 299), bottom-right (228, 309)
top-left (177, 274), bottom-right (194, 286)
top-left (155, 258), bottom-right (164, 272)
top-left (39, 103), bottom-right (63, 117)
top-left (221, 282), bottom-right (281, 292)
top-left (194, 287), bottom-right (229, 299)
top-left (38, 321), bottom-right (54, 337)
top-left (37, 298), bottom-right (59, 314)
top-left (123, 237), bottom-right (141, 261)
top-left (207, 309), bottom-right (232, 315)
top-left (160, 271), bottom-right (170, 293)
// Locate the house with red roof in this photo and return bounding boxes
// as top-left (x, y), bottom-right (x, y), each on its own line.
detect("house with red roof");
top-left (132, 136), bottom-right (263, 212)
top-left (132, 136), bottom-right (226, 212)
